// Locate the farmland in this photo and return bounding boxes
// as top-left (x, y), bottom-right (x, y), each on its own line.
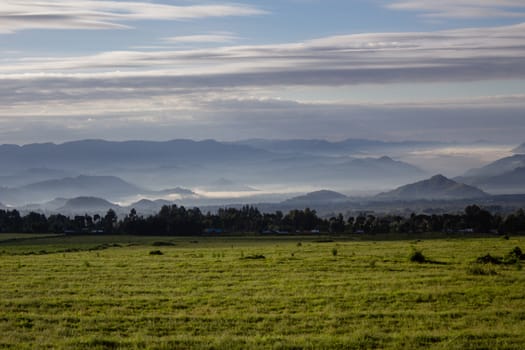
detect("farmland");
top-left (1, 234), bottom-right (524, 349)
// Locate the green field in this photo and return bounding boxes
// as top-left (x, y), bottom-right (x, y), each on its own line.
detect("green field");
top-left (1, 235), bottom-right (524, 349)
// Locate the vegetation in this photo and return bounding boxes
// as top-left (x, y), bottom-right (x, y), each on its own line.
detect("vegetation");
top-left (1, 235), bottom-right (525, 349)
top-left (1, 205), bottom-right (525, 236)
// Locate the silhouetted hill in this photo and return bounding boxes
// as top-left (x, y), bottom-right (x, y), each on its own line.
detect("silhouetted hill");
top-left (377, 175), bottom-right (488, 200)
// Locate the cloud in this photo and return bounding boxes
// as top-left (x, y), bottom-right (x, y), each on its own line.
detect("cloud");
top-left (1, 22), bottom-right (524, 88)
top-left (0, 96), bottom-right (524, 145)
top-left (0, 22), bottom-right (524, 144)
top-left (163, 32), bottom-right (240, 45)
top-left (387, 0), bottom-right (525, 19)
top-left (0, 1), bottom-right (265, 33)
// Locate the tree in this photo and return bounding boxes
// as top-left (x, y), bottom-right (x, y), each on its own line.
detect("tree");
top-left (102, 209), bottom-right (118, 234)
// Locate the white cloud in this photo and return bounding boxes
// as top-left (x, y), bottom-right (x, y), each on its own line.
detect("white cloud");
top-left (0, 1), bottom-right (265, 33)
top-left (1, 23), bottom-right (524, 87)
top-left (388, 0), bottom-right (525, 18)
top-left (163, 32), bottom-right (240, 45)
top-left (0, 22), bottom-right (524, 144)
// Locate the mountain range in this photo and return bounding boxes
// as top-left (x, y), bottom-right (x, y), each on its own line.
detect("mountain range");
top-left (0, 139), bottom-right (428, 205)
top-left (0, 138), bottom-right (524, 212)
top-left (457, 154), bottom-right (525, 194)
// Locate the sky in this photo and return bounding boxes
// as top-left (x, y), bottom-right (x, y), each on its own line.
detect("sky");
top-left (0, 0), bottom-right (524, 145)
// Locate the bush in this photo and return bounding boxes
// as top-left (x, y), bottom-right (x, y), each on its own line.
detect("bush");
top-left (332, 248), bottom-right (338, 256)
top-left (242, 254), bottom-right (265, 260)
top-left (476, 254), bottom-right (502, 265)
top-left (149, 250), bottom-right (163, 255)
top-left (409, 250), bottom-right (426, 263)
top-left (504, 246), bottom-right (524, 264)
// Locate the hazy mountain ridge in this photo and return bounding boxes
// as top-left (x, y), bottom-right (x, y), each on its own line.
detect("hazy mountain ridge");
top-left (59, 197), bottom-right (120, 212)
top-left (461, 167), bottom-right (525, 194)
top-left (233, 138), bottom-right (444, 156)
top-left (283, 190), bottom-right (349, 206)
top-left (0, 139), bottom-right (273, 172)
top-left (1, 139), bottom-right (523, 211)
top-left (513, 143), bottom-right (525, 154)
top-left (377, 175), bottom-right (488, 200)
top-left (459, 154), bottom-right (525, 194)
top-left (0, 139), bottom-right (427, 201)
top-left (464, 154), bottom-right (525, 178)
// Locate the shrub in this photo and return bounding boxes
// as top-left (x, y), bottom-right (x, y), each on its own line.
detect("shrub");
top-left (149, 250), bottom-right (163, 255)
top-left (242, 254), bottom-right (265, 260)
top-left (409, 250), bottom-right (426, 263)
top-left (476, 254), bottom-right (502, 265)
top-left (332, 248), bottom-right (338, 256)
top-left (504, 246), bottom-right (524, 264)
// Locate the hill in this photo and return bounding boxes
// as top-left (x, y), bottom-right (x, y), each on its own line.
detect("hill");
top-left (283, 190), bottom-right (349, 205)
top-left (0, 175), bottom-right (145, 206)
top-left (377, 175), bottom-right (488, 200)
top-left (127, 199), bottom-right (173, 214)
top-left (58, 197), bottom-right (120, 212)
top-left (20, 175), bottom-right (143, 200)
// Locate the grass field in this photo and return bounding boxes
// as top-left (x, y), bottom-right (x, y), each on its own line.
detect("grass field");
top-left (1, 234), bottom-right (524, 349)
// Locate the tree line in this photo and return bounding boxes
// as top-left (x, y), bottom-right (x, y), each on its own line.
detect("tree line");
top-left (0, 205), bottom-right (524, 235)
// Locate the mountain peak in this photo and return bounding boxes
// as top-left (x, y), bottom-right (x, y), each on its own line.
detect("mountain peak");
top-left (429, 174), bottom-right (449, 182)
top-left (513, 142), bottom-right (525, 154)
top-left (283, 189), bottom-right (348, 204)
top-left (377, 175), bottom-right (487, 200)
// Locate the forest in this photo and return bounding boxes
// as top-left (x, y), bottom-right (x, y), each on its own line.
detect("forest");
top-left (1, 205), bottom-right (525, 236)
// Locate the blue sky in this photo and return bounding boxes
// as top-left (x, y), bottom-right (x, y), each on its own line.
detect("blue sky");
top-left (0, 0), bottom-right (524, 144)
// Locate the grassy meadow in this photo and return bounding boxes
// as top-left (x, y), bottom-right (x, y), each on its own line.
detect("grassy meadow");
top-left (1, 234), bottom-right (524, 349)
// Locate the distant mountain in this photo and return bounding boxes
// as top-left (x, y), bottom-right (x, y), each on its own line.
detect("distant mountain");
top-left (513, 143), bottom-right (525, 154)
top-left (151, 187), bottom-right (195, 197)
top-left (0, 175), bottom-right (145, 206)
top-left (464, 167), bottom-right (525, 194)
top-left (127, 199), bottom-right (173, 214)
top-left (336, 156), bottom-right (424, 178)
top-left (464, 154), bottom-right (525, 178)
top-left (234, 138), bottom-right (442, 156)
top-left (0, 139), bottom-right (272, 172)
top-left (0, 168), bottom-right (74, 188)
top-left (58, 197), bottom-right (119, 212)
top-left (283, 190), bottom-right (349, 205)
top-left (377, 175), bottom-right (488, 200)
top-left (20, 175), bottom-right (142, 199)
top-left (203, 178), bottom-right (258, 192)
top-left (0, 139), bottom-right (430, 196)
